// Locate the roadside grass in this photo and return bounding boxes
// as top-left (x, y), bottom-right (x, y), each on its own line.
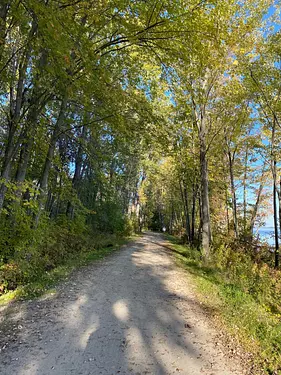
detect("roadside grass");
top-left (0, 235), bottom-right (136, 305)
top-left (164, 234), bottom-right (281, 375)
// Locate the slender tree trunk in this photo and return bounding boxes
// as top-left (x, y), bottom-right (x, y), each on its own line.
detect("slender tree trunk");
top-left (273, 170), bottom-right (279, 268)
top-left (191, 183), bottom-right (197, 244)
top-left (35, 98), bottom-right (67, 224)
top-left (198, 194), bottom-right (203, 248)
top-left (243, 146), bottom-right (248, 235)
top-left (271, 119), bottom-right (279, 268)
top-left (184, 185), bottom-right (191, 242)
top-left (228, 151), bottom-right (238, 238)
top-left (226, 190), bottom-right (230, 233)
top-left (199, 117), bottom-right (211, 258)
top-left (0, 136), bottom-right (14, 209)
top-left (15, 52), bottom-right (49, 184)
top-left (279, 178), bottom-right (281, 250)
top-left (249, 164), bottom-right (265, 236)
top-left (249, 183), bottom-right (264, 236)
top-left (66, 125), bottom-right (86, 218)
top-left (179, 179), bottom-right (191, 242)
top-left (0, 1), bottom-right (9, 63)
top-left (169, 202), bottom-right (174, 233)
top-left (0, 21), bottom-right (37, 210)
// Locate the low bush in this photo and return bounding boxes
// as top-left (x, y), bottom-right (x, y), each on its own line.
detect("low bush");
top-left (165, 234), bottom-right (281, 374)
top-left (0, 207), bottom-right (128, 296)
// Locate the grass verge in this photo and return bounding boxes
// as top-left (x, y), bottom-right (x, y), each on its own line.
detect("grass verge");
top-left (0, 235), bottom-right (135, 306)
top-left (164, 233), bottom-right (281, 375)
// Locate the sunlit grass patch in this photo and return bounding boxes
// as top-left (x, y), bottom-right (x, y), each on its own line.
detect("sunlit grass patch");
top-left (165, 234), bottom-right (281, 375)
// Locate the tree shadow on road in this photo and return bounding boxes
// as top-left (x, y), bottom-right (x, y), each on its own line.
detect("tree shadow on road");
top-left (0, 236), bottom-right (227, 375)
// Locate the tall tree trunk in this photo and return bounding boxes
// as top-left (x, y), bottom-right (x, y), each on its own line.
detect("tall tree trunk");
top-left (279, 178), bottom-right (281, 252)
top-left (249, 164), bottom-right (265, 236)
top-left (169, 202), bottom-right (174, 233)
top-left (183, 185), bottom-right (191, 242)
top-left (273, 170), bottom-right (279, 268)
top-left (191, 183), bottom-right (197, 244)
top-left (66, 125), bottom-right (86, 218)
top-left (0, 1), bottom-right (9, 63)
top-left (226, 190), bottom-right (230, 233)
top-left (0, 21), bottom-right (37, 210)
top-left (179, 180), bottom-right (191, 242)
top-left (199, 117), bottom-right (211, 258)
top-left (243, 145), bottom-right (248, 235)
top-left (15, 51), bottom-right (49, 185)
top-left (271, 119), bottom-right (279, 268)
top-left (228, 151), bottom-right (238, 238)
top-left (35, 98), bottom-right (67, 225)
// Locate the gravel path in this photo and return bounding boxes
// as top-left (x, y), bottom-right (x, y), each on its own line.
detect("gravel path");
top-left (0, 232), bottom-right (244, 375)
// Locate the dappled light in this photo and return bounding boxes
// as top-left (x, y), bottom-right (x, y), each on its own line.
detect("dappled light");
top-left (0, 234), bottom-right (241, 375)
top-left (112, 300), bottom-right (129, 322)
top-left (1, 0), bottom-right (281, 373)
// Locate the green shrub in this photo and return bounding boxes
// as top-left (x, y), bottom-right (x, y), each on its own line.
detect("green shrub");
top-left (166, 234), bottom-right (281, 374)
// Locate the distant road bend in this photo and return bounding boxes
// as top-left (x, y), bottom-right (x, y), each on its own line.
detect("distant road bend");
top-left (0, 232), bottom-right (243, 375)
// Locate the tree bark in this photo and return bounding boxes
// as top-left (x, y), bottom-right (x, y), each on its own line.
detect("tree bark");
top-left (199, 116), bottom-right (211, 258)
top-left (66, 124), bottom-right (87, 218)
top-left (35, 98), bottom-right (67, 225)
top-left (228, 150), bottom-right (238, 238)
top-left (243, 145), bottom-right (248, 235)
top-left (249, 164), bottom-right (265, 236)
top-left (15, 50), bottom-right (49, 184)
top-left (179, 179), bottom-right (191, 242)
top-left (0, 21), bottom-right (37, 210)
top-left (191, 183), bottom-right (197, 244)
top-left (0, 1), bottom-right (9, 63)
top-left (273, 170), bottom-right (279, 268)
top-left (271, 119), bottom-right (279, 268)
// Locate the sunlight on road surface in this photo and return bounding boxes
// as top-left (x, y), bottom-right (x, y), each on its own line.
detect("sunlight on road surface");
top-left (67, 295), bottom-right (88, 327)
top-left (156, 308), bottom-right (172, 324)
top-left (125, 326), bottom-right (153, 371)
top-left (19, 361), bottom-right (39, 375)
top-left (0, 235), bottom-right (243, 375)
top-left (79, 317), bottom-right (100, 349)
top-left (112, 300), bottom-right (129, 322)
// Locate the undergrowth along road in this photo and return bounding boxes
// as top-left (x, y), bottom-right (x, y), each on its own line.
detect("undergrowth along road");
top-left (163, 233), bottom-right (281, 375)
top-left (0, 232), bottom-right (243, 375)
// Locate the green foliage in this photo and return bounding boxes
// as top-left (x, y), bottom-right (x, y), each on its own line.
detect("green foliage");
top-left (0, 211), bottom-right (128, 297)
top-left (0, 233), bottom-right (128, 304)
top-left (0, 0), bottom-right (281, 368)
top-left (90, 200), bottom-right (127, 234)
top-left (165, 234), bottom-right (281, 374)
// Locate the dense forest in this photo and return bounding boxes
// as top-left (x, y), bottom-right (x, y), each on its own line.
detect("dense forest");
top-left (1, 0), bottom-right (281, 309)
top-left (2, 0), bottom-right (281, 372)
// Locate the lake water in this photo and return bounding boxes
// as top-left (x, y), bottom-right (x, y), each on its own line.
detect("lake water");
top-left (256, 227), bottom-right (275, 246)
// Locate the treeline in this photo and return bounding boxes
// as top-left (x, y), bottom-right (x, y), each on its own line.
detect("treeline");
top-left (139, 3), bottom-right (281, 268)
top-left (0, 0), bottom-right (171, 290)
top-left (0, 0), bottom-right (279, 292)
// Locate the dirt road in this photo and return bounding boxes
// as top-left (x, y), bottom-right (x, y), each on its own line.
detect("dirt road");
top-left (0, 233), bottom-right (243, 375)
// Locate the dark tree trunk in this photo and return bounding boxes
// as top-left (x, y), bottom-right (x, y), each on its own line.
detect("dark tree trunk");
top-left (249, 165), bottom-right (265, 236)
top-left (199, 117), bottom-right (211, 258)
top-left (0, 21), bottom-right (37, 210)
top-left (243, 146), bottom-right (248, 235)
top-left (66, 125), bottom-right (87, 218)
top-left (273, 172), bottom-right (279, 268)
top-left (228, 151), bottom-right (238, 238)
top-left (15, 51), bottom-right (49, 184)
top-left (35, 98), bottom-right (67, 225)
top-left (179, 180), bottom-right (191, 242)
top-left (191, 183), bottom-right (197, 244)
top-left (271, 119), bottom-right (279, 268)
top-left (0, 1), bottom-right (9, 63)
